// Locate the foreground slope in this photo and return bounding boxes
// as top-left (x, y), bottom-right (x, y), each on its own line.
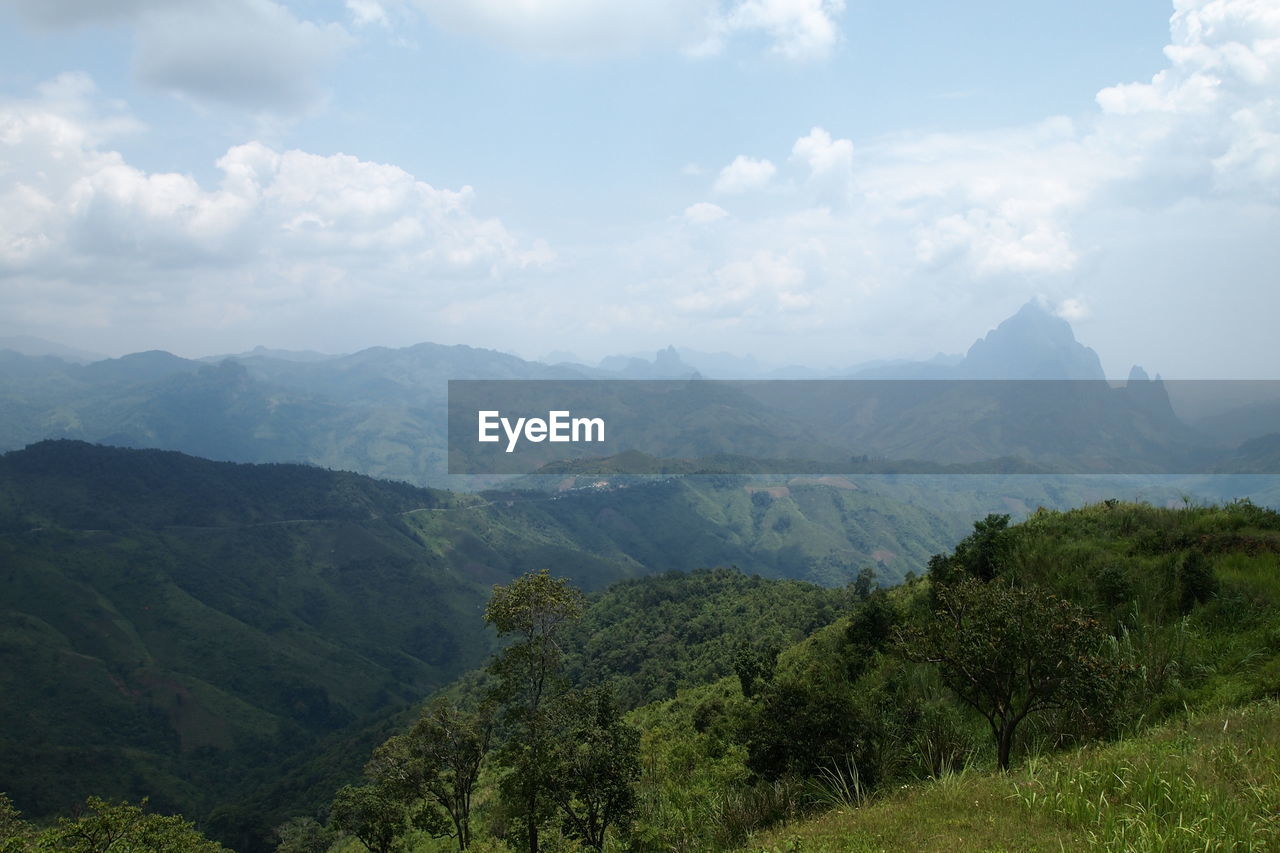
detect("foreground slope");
top-left (743, 698), bottom-right (1280, 852)
top-left (618, 499), bottom-right (1280, 852)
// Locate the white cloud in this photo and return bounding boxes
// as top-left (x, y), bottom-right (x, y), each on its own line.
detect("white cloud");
top-left (5, 0), bottom-right (1280, 372)
top-left (914, 209), bottom-right (1077, 276)
top-left (675, 251), bottom-right (808, 317)
top-left (346, 0), bottom-right (390, 28)
top-left (1053, 297), bottom-right (1091, 321)
top-left (0, 0), bottom-right (180, 27)
top-left (0, 77), bottom-right (550, 321)
top-left (790, 126), bottom-right (855, 205)
top-left (1, 0), bottom-right (351, 114)
top-left (134, 0), bottom-right (352, 113)
top-left (614, 0), bottom-right (1279, 363)
top-left (791, 126), bottom-right (853, 178)
top-left (713, 155), bottom-right (776, 193)
top-left (684, 202), bottom-right (729, 224)
top-left (411, 0), bottom-right (843, 60)
top-left (1095, 0), bottom-right (1280, 197)
top-left (699, 0), bottom-right (846, 61)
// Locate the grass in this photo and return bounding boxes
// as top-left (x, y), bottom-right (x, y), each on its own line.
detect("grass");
top-left (740, 698), bottom-right (1280, 853)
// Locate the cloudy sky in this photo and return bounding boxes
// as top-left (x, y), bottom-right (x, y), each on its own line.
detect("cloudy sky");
top-left (0, 0), bottom-right (1277, 377)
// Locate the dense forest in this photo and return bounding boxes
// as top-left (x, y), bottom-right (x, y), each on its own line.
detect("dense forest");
top-left (5, 494), bottom-right (1277, 852)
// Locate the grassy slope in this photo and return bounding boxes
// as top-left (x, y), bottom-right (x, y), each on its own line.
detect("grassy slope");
top-left (744, 698), bottom-right (1280, 853)
top-left (623, 499), bottom-right (1280, 853)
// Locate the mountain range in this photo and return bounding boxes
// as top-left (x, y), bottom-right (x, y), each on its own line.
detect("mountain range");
top-left (5, 302), bottom-right (1277, 485)
top-left (3, 301), bottom-right (1279, 849)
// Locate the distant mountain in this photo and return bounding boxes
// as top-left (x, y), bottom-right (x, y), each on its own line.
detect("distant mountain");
top-left (0, 343), bottom-right (592, 484)
top-left (850, 301), bottom-right (1105, 380)
top-left (78, 349), bottom-right (203, 384)
top-left (1, 304), bottom-right (1271, 481)
top-left (0, 335), bottom-right (107, 364)
top-left (198, 345), bottom-right (343, 364)
top-left (961, 301), bottom-right (1105, 379)
top-left (672, 348), bottom-right (831, 379)
top-left (597, 345), bottom-right (701, 379)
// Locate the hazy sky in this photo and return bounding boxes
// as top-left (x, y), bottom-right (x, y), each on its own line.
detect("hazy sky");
top-left (0, 0), bottom-right (1277, 377)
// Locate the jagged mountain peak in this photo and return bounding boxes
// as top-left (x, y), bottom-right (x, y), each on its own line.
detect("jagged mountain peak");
top-left (961, 301), bottom-right (1105, 380)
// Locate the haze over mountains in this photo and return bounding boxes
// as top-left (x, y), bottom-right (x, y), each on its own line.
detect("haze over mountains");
top-left (1, 301), bottom-right (1275, 484)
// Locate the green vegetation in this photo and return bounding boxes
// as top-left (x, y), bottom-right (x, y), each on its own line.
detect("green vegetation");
top-left (744, 698), bottom-right (1280, 852)
top-left (0, 441), bottom-right (964, 850)
top-left (561, 568), bottom-right (851, 709)
top-left (721, 499), bottom-right (1280, 851)
top-left (256, 498), bottom-right (1278, 853)
top-left (325, 571), bottom-right (644, 853)
top-left (4, 438), bottom-right (1278, 853)
top-left (610, 499), bottom-right (1280, 852)
top-left (0, 794), bottom-right (229, 852)
top-left (897, 578), bottom-right (1126, 769)
top-left (0, 442), bottom-right (498, 850)
top-left (484, 570), bottom-right (589, 853)
top-left (367, 700), bottom-right (491, 850)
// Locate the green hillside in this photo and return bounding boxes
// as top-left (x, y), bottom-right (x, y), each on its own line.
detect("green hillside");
top-left (234, 498), bottom-right (1278, 853)
top-left (6, 438), bottom-right (1278, 853)
top-left (0, 441), bottom-right (971, 850)
top-left (622, 499), bottom-right (1280, 852)
top-left (0, 443), bottom-right (498, 830)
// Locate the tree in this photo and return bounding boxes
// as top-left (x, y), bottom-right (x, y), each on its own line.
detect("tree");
top-left (329, 785), bottom-right (405, 853)
top-left (927, 514), bottom-right (1013, 588)
top-left (34, 797), bottom-right (228, 853)
top-left (738, 674), bottom-right (862, 781)
top-left (896, 579), bottom-right (1124, 770)
top-left (485, 569), bottom-right (586, 853)
top-left (0, 795), bottom-right (31, 853)
top-left (1176, 550), bottom-right (1217, 613)
top-left (852, 567), bottom-right (876, 600)
top-left (273, 816), bottom-right (337, 853)
top-left (843, 590), bottom-right (898, 679)
top-left (546, 687), bottom-right (641, 851)
top-left (367, 699), bottom-right (492, 850)
top-left (732, 640), bottom-right (776, 699)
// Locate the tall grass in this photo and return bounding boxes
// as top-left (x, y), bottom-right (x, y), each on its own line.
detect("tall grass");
top-left (1012, 700), bottom-right (1280, 852)
top-left (809, 757), bottom-right (868, 811)
top-left (742, 699), bottom-right (1280, 853)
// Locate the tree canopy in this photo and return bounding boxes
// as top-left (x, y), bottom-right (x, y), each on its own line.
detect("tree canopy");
top-left (896, 578), bottom-right (1127, 769)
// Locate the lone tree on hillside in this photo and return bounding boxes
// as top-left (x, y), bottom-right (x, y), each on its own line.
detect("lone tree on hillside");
top-left (485, 569), bottom-right (586, 853)
top-left (896, 578), bottom-right (1125, 770)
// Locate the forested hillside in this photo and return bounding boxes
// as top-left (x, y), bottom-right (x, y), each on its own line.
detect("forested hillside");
top-left (0, 441), bottom-right (969, 849)
top-left (4, 493), bottom-right (1279, 851)
top-left (249, 498), bottom-right (1280, 853)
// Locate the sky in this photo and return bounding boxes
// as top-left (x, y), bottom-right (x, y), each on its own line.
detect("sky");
top-left (0, 0), bottom-right (1277, 377)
